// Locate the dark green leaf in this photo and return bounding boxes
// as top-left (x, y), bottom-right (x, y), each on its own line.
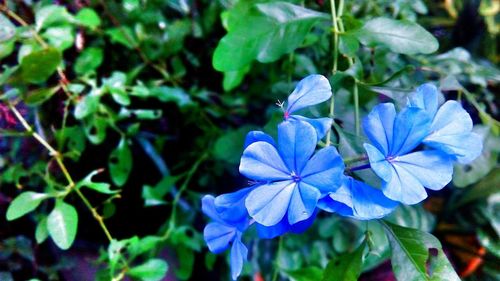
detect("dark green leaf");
top-left (6, 191), bottom-right (50, 221)
top-left (322, 242), bottom-right (365, 281)
top-left (47, 200), bottom-right (78, 250)
top-left (20, 47), bottom-right (62, 84)
top-left (286, 267), bottom-right (323, 281)
top-left (339, 34), bottom-right (359, 57)
top-left (175, 246), bottom-right (194, 280)
top-left (353, 17), bottom-right (439, 55)
top-left (454, 169), bottom-right (500, 208)
top-left (24, 86), bottom-right (59, 106)
top-left (128, 259), bottom-right (168, 281)
top-left (109, 138), bottom-right (132, 187)
top-left (106, 27), bottom-right (137, 49)
top-left (213, 126), bottom-right (254, 164)
top-left (74, 47), bottom-right (103, 75)
top-left (213, 2), bottom-right (329, 71)
top-left (142, 176), bottom-right (178, 206)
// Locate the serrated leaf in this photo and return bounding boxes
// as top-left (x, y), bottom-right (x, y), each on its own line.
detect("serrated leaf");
top-left (322, 242), bottom-right (365, 281)
top-left (47, 200), bottom-right (78, 250)
top-left (20, 47), bottom-right (62, 84)
top-left (353, 17), bottom-right (438, 55)
top-left (382, 221), bottom-right (460, 281)
top-left (76, 170), bottom-right (119, 194)
top-left (109, 138), bottom-right (132, 186)
top-left (213, 2), bottom-right (328, 71)
top-left (128, 259), bottom-right (168, 281)
top-left (6, 192), bottom-right (50, 221)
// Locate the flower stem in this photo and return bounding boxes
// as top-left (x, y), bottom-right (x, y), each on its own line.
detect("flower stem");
top-left (272, 236), bottom-right (284, 281)
top-left (354, 81), bottom-right (360, 135)
top-left (326, 0), bottom-right (339, 146)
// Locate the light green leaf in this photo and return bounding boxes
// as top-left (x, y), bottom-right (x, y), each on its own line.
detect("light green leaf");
top-left (322, 242), bottom-right (365, 281)
top-left (382, 221), bottom-right (460, 281)
top-left (20, 47), bottom-right (62, 84)
top-left (109, 138), bottom-right (132, 186)
top-left (74, 91), bottom-right (100, 119)
top-left (42, 26), bottom-right (74, 51)
top-left (150, 86), bottom-right (193, 107)
top-left (128, 259), bottom-right (168, 281)
top-left (223, 66), bottom-right (250, 92)
top-left (75, 8), bottom-right (101, 29)
top-left (35, 216), bottom-right (49, 243)
top-left (0, 13), bottom-right (16, 42)
top-left (6, 192), bottom-right (50, 221)
top-left (35, 5), bottom-right (74, 30)
top-left (76, 170), bottom-right (119, 194)
top-left (0, 39), bottom-right (15, 59)
top-left (47, 200), bottom-right (78, 250)
top-left (213, 2), bottom-right (328, 71)
top-left (74, 47), bottom-right (103, 75)
top-left (353, 17), bottom-right (439, 55)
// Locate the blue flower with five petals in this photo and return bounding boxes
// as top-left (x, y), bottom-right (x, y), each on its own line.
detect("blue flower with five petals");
top-left (240, 120), bottom-right (344, 226)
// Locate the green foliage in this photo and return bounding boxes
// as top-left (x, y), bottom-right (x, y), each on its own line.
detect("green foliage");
top-left (47, 200), bottom-right (78, 250)
top-left (6, 192), bottom-right (50, 221)
top-left (20, 47), bottom-right (61, 83)
top-left (108, 138), bottom-right (132, 187)
top-left (128, 259), bottom-right (168, 281)
top-left (322, 242), bottom-right (365, 281)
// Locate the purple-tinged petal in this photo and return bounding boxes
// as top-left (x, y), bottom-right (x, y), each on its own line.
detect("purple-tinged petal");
top-left (362, 103), bottom-right (396, 155)
top-left (393, 150), bottom-right (453, 191)
top-left (240, 141), bottom-right (291, 181)
top-left (289, 116), bottom-right (332, 141)
top-left (286, 74), bottom-right (332, 114)
top-left (230, 233), bottom-right (248, 280)
top-left (204, 222), bottom-right (236, 254)
top-left (244, 131), bottom-right (275, 149)
top-left (390, 107), bottom-right (431, 156)
top-left (408, 83), bottom-right (439, 118)
top-left (245, 181), bottom-right (295, 226)
top-left (287, 182), bottom-right (321, 224)
top-left (278, 120), bottom-right (317, 173)
top-left (301, 146), bottom-right (345, 195)
top-left (364, 143), bottom-right (392, 182)
top-left (423, 101), bottom-right (483, 164)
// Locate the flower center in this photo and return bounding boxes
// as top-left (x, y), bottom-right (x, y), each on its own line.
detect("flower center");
top-left (290, 171), bottom-right (301, 182)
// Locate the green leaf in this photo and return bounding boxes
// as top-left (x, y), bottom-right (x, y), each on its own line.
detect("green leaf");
top-left (106, 27), bottom-right (137, 49)
top-left (213, 2), bottom-right (329, 71)
top-left (75, 8), bottom-right (101, 29)
top-left (76, 170), bottom-right (119, 194)
top-left (322, 242), bottom-right (365, 281)
top-left (35, 5), bottom-right (74, 30)
top-left (382, 221), bottom-right (460, 281)
top-left (454, 168), bottom-right (500, 208)
top-left (103, 72), bottom-right (130, 106)
top-left (74, 47), bottom-right (103, 75)
top-left (47, 200), bottom-right (78, 250)
top-left (128, 259), bottom-right (168, 281)
top-left (213, 126), bottom-right (254, 164)
top-left (223, 66), bottom-right (250, 92)
top-left (75, 91), bottom-right (100, 120)
top-left (35, 216), bottom-right (49, 243)
top-left (353, 17), bottom-right (439, 55)
top-left (286, 267), bottom-right (323, 281)
top-left (42, 26), bottom-right (75, 51)
top-left (6, 192), bottom-right (50, 221)
top-left (84, 115), bottom-right (108, 144)
top-left (175, 246), bottom-right (194, 280)
top-left (142, 176), bottom-right (178, 206)
top-left (0, 13), bottom-right (16, 42)
top-left (0, 39), bottom-right (15, 59)
top-left (339, 34), bottom-right (359, 57)
top-left (109, 138), bottom-right (132, 186)
top-left (24, 86), bottom-right (60, 106)
top-left (20, 47), bottom-right (62, 84)
top-left (150, 86), bottom-right (193, 107)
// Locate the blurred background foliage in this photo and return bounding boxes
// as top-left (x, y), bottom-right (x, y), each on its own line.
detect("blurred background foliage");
top-left (0, 0), bottom-right (498, 280)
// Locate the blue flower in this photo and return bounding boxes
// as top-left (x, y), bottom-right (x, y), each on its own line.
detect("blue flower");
top-left (240, 120), bottom-right (344, 226)
top-left (202, 195), bottom-right (249, 280)
top-left (363, 103), bottom-right (454, 205)
top-left (408, 83), bottom-right (483, 164)
top-left (318, 176), bottom-right (398, 219)
top-left (283, 74), bottom-right (333, 140)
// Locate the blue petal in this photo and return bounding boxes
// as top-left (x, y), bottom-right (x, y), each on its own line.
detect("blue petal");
top-left (301, 146), bottom-right (345, 195)
top-left (278, 120), bottom-right (317, 173)
top-left (390, 107), bottom-right (430, 156)
top-left (245, 181), bottom-right (296, 226)
top-left (362, 103), bottom-right (396, 155)
top-left (287, 182), bottom-right (321, 224)
top-left (244, 131), bottom-right (275, 149)
top-left (382, 150), bottom-right (452, 204)
top-left (407, 83), bottom-right (439, 118)
top-left (256, 210), bottom-right (318, 239)
top-left (286, 74), bottom-right (332, 114)
top-left (289, 116), bottom-right (332, 141)
top-left (364, 143), bottom-right (392, 182)
top-left (204, 222), bottom-right (236, 254)
top-left (239, 141), bottom-right (291, 181)
top-left (214, 187), bottom-right (254, 230)
top-left (424, 101), bottom-right (483, 164)
top-left (317, 183), bottom-right (353, 215)
top-left (230, 233), bottom-right (248, 280)
top-left (202, 195), bottom-right (225, 224)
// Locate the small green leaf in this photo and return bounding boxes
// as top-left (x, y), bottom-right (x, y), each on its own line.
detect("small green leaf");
top-left (20, 47), bottom-right (62, 84)
top-left (76, 170), bottom-right (119, 194)
top-left (0, 13), bottom-right (16, 42)
top-left (382, 221), bottom-right (460, 281)
top-left (109, 138), bottom-right (132, 186)
top-left (47, 200), bottom-right (78, 250)
top-left (35, 216), bottom-right (49, 243)
top-left (128, 259), bottom-right (168, 281)
top-left (42, 26), bottom-right (75, 51)
top-left (35, 5), bottom-right (74, 30)
top-left (24, 86), bottom-right (60, 106)
top-left (286, 267), bottom-right (323, 281)
top-left (106, 27), bottom-right (137, 49)
top-left (322, 242), bottom-right (365, 281)
top-left (74, 91), bottom-right (100, 119)
top-left (74, 47), bottom-right (103, 75)
top-left (339, 34), bottom-right (359, 57)
top-left (353, 17), bottom-right (439, 55)
top-left (75, 8), bottom-right (101, 29)
top-left (150, 86), bottom-right (193, 107)
top-left (6, 192), bottom-right (49, 221)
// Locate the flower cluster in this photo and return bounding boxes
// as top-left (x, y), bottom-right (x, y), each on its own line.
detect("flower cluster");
top-left (201, 75), bottom-right (482, 279)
